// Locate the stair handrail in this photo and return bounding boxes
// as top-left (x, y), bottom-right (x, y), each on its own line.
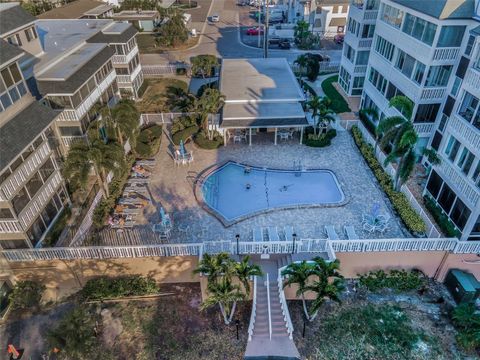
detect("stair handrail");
top-left (266, 273), bottom-right (272, 340)
top-left (247, 276), bottom-right (257, 341)
top-left (278, 268), bottom-right (294, 339)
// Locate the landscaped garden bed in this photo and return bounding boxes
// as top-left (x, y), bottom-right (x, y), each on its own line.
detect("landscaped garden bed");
top-left (136, 78), bottom-right (189, 113)
top-left (321, 75), bottom-right (351, 113)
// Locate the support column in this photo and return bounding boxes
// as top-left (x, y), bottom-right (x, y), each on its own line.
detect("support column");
top-left (274, 128), bottom-right (277, 145)
top-left (300, 127), bottom-right (304, 144)
top-left (249, 128), bottom-right (252, 146)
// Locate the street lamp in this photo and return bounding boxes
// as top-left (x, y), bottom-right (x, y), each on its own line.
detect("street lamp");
top-left (236, 234), bottom-right (240, 255)
top-left (292, 233), bottom-right (297, 254)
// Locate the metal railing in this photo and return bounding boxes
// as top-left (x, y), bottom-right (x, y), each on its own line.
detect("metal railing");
top-left (330, 237), bottom-right (456, 252)
top-left (266, 273), bottom-right (272, 340)
top-left (433, 47), bottom-right (460, 62)
top-left (248, 276), bottom-right (257, 341)
top-left (277, 269), bottom-right (294, 339)
top-left (465, 67), bottom-right (480, 90)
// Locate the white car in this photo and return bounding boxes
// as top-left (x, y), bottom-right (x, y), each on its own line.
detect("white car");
top-left (211, 14), bottom-right (220, 22)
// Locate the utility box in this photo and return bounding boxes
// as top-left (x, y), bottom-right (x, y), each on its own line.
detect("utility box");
top-left (444, 269), bottom-right (480, 304)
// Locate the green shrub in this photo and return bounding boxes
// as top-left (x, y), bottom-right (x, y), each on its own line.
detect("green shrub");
top-left (42, 207), bottom-right (72, 247)
top-left (194, 130), bottom-right (224, 149)
top-left (134, 124), bottom-right (162, 158)
top-left (451, 303), bottom-right (480, 352)
top-left (81, 275), bottom-right (159, 300)
top-left (172, 125), bottom-right (199, 145)
top-left (321, 75), bottom-right (351, 113)
top-left (197, 81), bottom-right (219, 97)
top-left (303, 128), bottom-right (337, 147)
top-left (358, 269), bottom-right (426, 292)
top-left (424, 195), bottom-right (461, 238)
top-left (351, 125), bottom-right (426, 234)
top-left (9, 280), bottom-right (45, 310)
top-left (176, 67), bottom-right (187, 75)
top-left (171, 115), bottom-right (197, 134)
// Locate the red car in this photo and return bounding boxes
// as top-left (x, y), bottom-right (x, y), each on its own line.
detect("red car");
top-left (246, 27), bottom-right (264, 35)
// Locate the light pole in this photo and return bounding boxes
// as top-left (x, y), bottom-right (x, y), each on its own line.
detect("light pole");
top-left (236, 234), bottom-right (240, 255)
top-left (263, 0), bottom-right (269, 58)
top-left (235, 319), bottom-right (240, 340)
top-left (292, 233), bottom-right (297, 254)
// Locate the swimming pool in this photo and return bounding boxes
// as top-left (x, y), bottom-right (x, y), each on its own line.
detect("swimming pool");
top-left (199, 162), bottom-right (345, 225)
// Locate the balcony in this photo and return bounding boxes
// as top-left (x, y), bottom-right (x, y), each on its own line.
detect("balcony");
top-left (413, 122), bottom-right (435, 136)
top-left (464, 67), bottom-right (480, 91)
top-left (61, 135), bottom-right (86, 148)
top-left (447, 115), bottom-right (480, 155)
top-left (353, 65), bottom-right (368, 74)
top-left (420, 87), bottom-right (446, 101)
top-left (436, 160), bottom-right (480, 208)
top-left (432, 47), bottom-right (460, 63)
top-left (0, 220), bottom-right (22, 234)
top-left (117, 65), bottom-right (142, 85)
top-left (18, 171), bottom-right (63, 229)
top-left (112, 45), bottom-right (139, 65)
top-left (56, 70), bottom-right (117, 122)
top-left (364, 10), bottom-right (378, 20)
top-left (358, 38), bottom-right (373, 48)
top-left (0, 141), bottom-right (52, 201)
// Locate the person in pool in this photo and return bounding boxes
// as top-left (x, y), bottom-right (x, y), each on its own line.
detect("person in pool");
top-left (246, 183), bottom-right (251, 190)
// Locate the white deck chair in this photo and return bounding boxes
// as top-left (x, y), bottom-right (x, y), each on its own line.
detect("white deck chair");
top-left (324, 225), bottom-right (339, 240)
top-left (253, 227), bottom-right (264, 242)
top-left (267, 227), bottom-right (280, 242)
top-left (344, 225), bottom-right (359, 240)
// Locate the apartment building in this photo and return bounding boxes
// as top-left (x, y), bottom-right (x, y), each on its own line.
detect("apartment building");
top-left (0, 40), bottom-right (69, 249)
top-left (339, 0), bottom-right (480, 240)
top-left (311, 0), bottom-right (349, 38)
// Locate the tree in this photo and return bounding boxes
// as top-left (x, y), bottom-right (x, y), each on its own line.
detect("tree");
top-left (193, 252), bottom-right (234, 283)
top-left (235, 256), bottom-right (262, 296)
top-left (9, 280), bottom-right (45, 310)
top-left (190, 55), bottom-right (218, 79)
top-left (195, 88), bottom-right (225, 140)
top-left (377, 96), bottom-right (419, 191)
top-left (452, 303), bottom-right (480, 351)
top-left (294, 54), bottom-right (309, 78)
top-left (282, 261), bottom-right (315, 321)
top-left (47, 307), bottom-right (98, 359)
top-left (307, 96), bottom-right (335, 135)
top-left (422, 147), bottom-right (441, 166)
top-left (112, 100), bottom-right (140, 146)
top-left (155, 12), bottom-right (189, 48)
top-left (294, 20), bottom-right (310, 47)
top-left (201, 277), bottom-right (245, 325)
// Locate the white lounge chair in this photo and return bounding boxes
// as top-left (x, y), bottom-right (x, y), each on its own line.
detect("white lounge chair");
top-left (253, 227), bottom-right (264, 242)
top-left (324, 225), bottom-right (339, 240)
top-left (267, 227), bottom-right (280, 242)
top-left (344, 225), bottom-right (359, 240)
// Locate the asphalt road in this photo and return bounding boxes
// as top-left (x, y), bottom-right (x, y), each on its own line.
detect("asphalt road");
top-left (140, 0), bottom-right (342, 65)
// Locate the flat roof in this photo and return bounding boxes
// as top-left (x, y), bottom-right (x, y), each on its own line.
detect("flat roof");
top-left (391, 0), bottom-right (475, 20)
top-left (220, 58), bottom-right (305, 103)
top-left (220, 117), bottom-right (309, 128)
top-left (222, 102), bottom-right (306, 120)
top-left (37, 0), bottom-right (112, 19)
top-left (113, 10), bottom-right (159, 20)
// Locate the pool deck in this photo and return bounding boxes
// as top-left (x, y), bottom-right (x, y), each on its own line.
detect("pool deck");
top-left (89, 129), bottom-right (410, 246)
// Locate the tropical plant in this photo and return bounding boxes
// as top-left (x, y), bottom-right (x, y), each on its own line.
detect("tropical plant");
top-left (47, 307), bottom-right (98, 359)
top-left (8, 280), bottom-right (45, 310)
top-left (235, 256), bottom-right (262, 296)
top-left (422, 147), bottom-right (441, 166)
top-left (377, 96), bottom-right (419, 191)
top-left (294, 20), bottom-right (318, 49)
top-left (201, 277), bottom-right (245, 325)
top-left (111, 100), bottom-right (140, 146)
top-left (307, 96), bottom-right (336, 135)
top-left (452, 303), bottom-right (480, 351)
top-left (195, 88), bottom-right (225, 140)
top-left (193, 252), bottom-right (235, 283)
top-left (190, 54), bottom-right (218, 79)
top-left (155, 12), bottom-right (189, 48)
top-left (294, 54), bottom-right (309, 78)
top-left (282, 261), bottom-right (315, 320)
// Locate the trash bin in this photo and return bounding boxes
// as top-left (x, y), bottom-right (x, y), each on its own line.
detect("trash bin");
top-left (444, 269), bottom-right (480, 304)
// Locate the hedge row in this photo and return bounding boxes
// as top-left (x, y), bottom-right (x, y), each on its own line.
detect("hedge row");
top-left (358, 269), bottom-right (426, 292)
top-left (81, 275), bottom-right (159, 300)
top-left (351, 125), bottom-right (426, 234)
top-left (424, 195), bottom-right (461, 238)
top-left (194, 130), bottom-right (224, 149)
top-left (172, 125), bottom-right (199, 145)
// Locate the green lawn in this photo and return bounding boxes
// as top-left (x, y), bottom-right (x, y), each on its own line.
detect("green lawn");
top-left (136, 33), bottom-right (198, 53)
top-left (136, 78), bottom-right (189, 113)
top-left (321, 75), bottom-right (351, 113)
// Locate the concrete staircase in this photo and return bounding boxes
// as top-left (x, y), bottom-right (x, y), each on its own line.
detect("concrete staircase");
top-left (244, 257), bottom-right (300, 360)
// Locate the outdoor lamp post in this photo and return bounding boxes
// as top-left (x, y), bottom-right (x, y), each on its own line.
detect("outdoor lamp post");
top-left (236, 234), bottom-right (240, 255)
top-left (292, 233), bottom-right (297, 254)
top-left (235, 319), bottom-right (240, 340)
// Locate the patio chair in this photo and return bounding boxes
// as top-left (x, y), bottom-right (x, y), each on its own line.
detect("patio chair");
top-left (344, 225), bottom-right (359, 240)
top-left (362, 222), bottom-right (376, 233)
top-left (253, 227), bottom-right (264, 242)
top-left (267, 227), bottom-right (280, 242)
top-left (324, 225), bottom-right (339, 240)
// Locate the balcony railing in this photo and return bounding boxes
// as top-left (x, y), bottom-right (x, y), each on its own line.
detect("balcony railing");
top-left (420, 87), bottom-right (446, 101)
top-left (354, 65), bottom-right (368, 74)
top-left (117, 65), bottom-right (142, 85)
top-left (358, 38), bottom-right (373, 48)
top-left (436, 160), bottom-right (480, 208)
top-left (464, 67), bottom-right (480, 90)
top-left (0, 220), bottom-right (22, 233)
top-left (112, 45), bottom-right (139, 65)
top-left (364, 10), bottom-right (378, 20)
top-left (18, 171), bottom-right (63, 229)
top-left (413, 122), bottom-right (435, 136)
top-left (55, 70), bottom-right (117, 122)
top-left (61, 135), bottom-right (86, 147)
top-left (0, 141), bottom-right (51, 201)
top-left (447, 115), bottom-right (480, 154)
top-left (432, 47), bottom-right (460, 62)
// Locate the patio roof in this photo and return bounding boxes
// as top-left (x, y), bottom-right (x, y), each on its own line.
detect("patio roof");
top-left (222, 102), bottom-right (306, 121)
top-left (220, 117), bottom-right (308, 129)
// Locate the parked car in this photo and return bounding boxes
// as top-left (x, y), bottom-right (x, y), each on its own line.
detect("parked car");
top-left (246, 27), bottom-right (264, 35)
top-left (211, 14), bottom-right (220, 22)
top-left (334, 34), bottom-right (344, 44)
top-left (278, 40), bottom-right (291, 49)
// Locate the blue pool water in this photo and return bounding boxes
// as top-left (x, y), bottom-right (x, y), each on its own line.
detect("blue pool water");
top-left (201, 162), bottom-right (345, 223)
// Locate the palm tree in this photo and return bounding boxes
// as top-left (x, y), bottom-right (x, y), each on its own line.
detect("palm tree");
top-left (235, 256), bottom-right (263, 296)
top-left (294, 54), bottom-right (309, 78)
top-left (307, 96), bottom-right (336, 136)
top-left (377, 96), bottom-right (419, 191)
top-left (112, 100), bottom-right (140, 146)
top-left (201, 277), bottom-right (245, 325)
top-left (196, 88), bottom-right (225, 140)
top-left (282, 261), bottom-right (315, 321)
top-left (193, 252), bottom-right (235, 283)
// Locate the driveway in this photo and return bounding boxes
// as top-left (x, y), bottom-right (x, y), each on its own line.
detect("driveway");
top-left (140, 0), bottom-right (342, 64)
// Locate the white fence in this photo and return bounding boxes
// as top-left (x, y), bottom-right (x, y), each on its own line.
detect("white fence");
top-left (277, 269), bottom-right (294, 339)
top-left (4, 237), bottom-right (480, 262)
top-left (139, 112), bottom-right (193, 125)
top-left (142, 64), bottom-right (190, 77)
top-left (248, 276), bottom-right (257, 341)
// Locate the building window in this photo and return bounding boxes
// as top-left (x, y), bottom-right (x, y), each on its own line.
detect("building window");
top-left (450, 198), bottom-right (471, 231)
top-left (444, 135), bottom-right (461, 162)
top-left (468, 215), bottom-right (480, 240)
top-left (457, 148), bottom-right (475, 175)
top-left (38, 158), bottom-right (55, 182)
top-left (26, 215), bottom-right (46, 247)
top-left (381, 4), bottom-right (404, 28)
top-left (438, 114), bottom-right (448, 132)
top-left (12, 187), bottom-right (30, 215)
top-left (353, 76), bottom-right (365, 89)
top-left (430, 131), bottom-right (442, 151)
top-left (374, 36), bottom-right (395, 61)
top-left (25, 172), bottom-right (44, 199)
top-left (438, 183), bottom-right (456, 214)
top-left (0, 208), bottom-right (14, 219)
top-left (59, 126), bottom-right (83, 136)
top-left (472, 161), bottom-right (480, 189)
top-left (437, 26), bottom-right (466, 47)
top-left (458, 91), bottom-right (480, 128)
top-left (465, 35), bottom-right (475, 56)
top-left (426, 170), bottom-right (443, 198)
top-left (402, 13), bottom-right (437, 46)
top-left (368, 67), bottom-right (388, 94)
top-left (414, 103), bottom-right (440, 123)
top-left (356, 51), bottom-right (370, 65)
top-left (343, 44), bottom-right (356, 63)
top-left (451, 76), bottom-right (462, 97)
top-left (425, 65), bottom-right (452, 87)
top-left (474, 51), bottom-right (480, 70)
top-left (395, 50), bottom-right (416, 78)
top-left (361, 24), bottom-right (375, 38)
top-left (347, 18), bottom-right (359, 36)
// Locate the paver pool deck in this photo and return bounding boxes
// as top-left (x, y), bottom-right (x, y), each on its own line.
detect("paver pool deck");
top-left (133, 128), bottom-right (409, 244)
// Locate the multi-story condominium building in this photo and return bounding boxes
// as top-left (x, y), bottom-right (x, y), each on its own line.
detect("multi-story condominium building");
top-left (339, 0), bottom-right (480, 240)
top-left (0, 40), bottom-right (69, 249)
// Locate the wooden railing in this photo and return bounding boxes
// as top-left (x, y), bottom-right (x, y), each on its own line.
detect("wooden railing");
top-left (277, 269), bottom-right (294, 339)
top-left (248, 276), bottom-right (257, 341)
